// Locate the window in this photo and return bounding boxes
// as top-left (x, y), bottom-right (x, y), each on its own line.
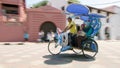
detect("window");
top-left (2, 4), bottom-right (19, 14)
top-left (1, 4), bottom-right (20, 23)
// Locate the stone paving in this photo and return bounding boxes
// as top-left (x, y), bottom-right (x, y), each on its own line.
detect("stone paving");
top-left (0, 41), bottom-right (120, 68)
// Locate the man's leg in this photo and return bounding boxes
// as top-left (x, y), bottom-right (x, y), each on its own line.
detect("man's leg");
top-left (61, 33), bottom-right (73, 52)
top-left (71, 34), bottom-right (76, 47)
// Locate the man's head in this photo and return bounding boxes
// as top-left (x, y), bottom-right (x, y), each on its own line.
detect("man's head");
top-left (81, 24), bottom-right (86, 30)
top-left (67, 17), bottom-right (72, 23)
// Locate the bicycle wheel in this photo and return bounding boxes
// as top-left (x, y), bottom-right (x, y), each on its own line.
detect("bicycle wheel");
top-left (48, 40), bottom-right (62, 55)
top-left (82, 39), bottom-right (98, 58)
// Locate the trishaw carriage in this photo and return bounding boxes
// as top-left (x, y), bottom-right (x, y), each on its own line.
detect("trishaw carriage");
top-left (48, 4), bottom-right (105, 58)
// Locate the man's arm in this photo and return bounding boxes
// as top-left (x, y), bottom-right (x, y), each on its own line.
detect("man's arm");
top-left (63, 26), bottom-right (69, 32)
top-left (63, 24), bottom-right (73, 32)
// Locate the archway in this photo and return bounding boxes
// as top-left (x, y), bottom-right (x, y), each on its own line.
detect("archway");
top-left (40, 21), bottom-right (56, 41)
top-left (104, 27), bottom-right (110, 40)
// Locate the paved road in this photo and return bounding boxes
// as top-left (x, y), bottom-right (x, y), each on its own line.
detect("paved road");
top-left (0, 41), bottom-right (120, 68)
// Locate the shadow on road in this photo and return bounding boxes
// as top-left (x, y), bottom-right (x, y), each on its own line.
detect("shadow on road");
top-left (43, 53), bottom-right (95, 65)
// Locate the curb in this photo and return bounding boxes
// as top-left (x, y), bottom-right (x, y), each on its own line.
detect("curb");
top-left (0, 42), bottom-right (24, 45)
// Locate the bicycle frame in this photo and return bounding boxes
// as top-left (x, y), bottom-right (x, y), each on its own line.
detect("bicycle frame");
top-left (55, 31), bottom-right (69, 47)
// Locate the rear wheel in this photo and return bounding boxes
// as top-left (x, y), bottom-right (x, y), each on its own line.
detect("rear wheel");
top-left (48, 40), bottom-right (62, 55)
top-left (82, 39), bottom-right (98, 58)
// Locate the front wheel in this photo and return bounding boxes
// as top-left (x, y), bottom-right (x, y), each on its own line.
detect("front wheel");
top-left (48, 40), bottom-right (62, 55)
top-left (82, 39), bottom-right (98, 58)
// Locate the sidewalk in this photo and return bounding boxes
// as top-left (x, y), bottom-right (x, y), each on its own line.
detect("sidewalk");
top-left (0, 42), bottom-right (49, 45)
top-left (0, 42), bottom-right (24, 45)
top-left (0, 40), bottom-right (120, 44)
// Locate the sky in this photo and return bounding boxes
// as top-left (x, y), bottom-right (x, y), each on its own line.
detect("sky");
top-left (26, 0), bottom-right (120, 8)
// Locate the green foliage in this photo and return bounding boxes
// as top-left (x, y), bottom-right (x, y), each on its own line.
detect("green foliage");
top-left (68, 0), bottom-right (80, 4)
top-left (32, 0), bottom-right (48, 8)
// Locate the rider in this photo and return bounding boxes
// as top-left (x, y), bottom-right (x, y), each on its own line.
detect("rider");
top-left (75, 24), bottom-right (86, 48)
top-left (61, 17), bottom-right (77, 51)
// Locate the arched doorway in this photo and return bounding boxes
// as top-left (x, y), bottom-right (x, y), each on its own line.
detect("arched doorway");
top-left (40, 21), bottom-right (56, 41)
top-left (104, 27), bottom-right (110, 40)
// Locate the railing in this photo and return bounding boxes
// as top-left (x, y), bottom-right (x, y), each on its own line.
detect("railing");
top-left (3, 14), bottom-right (22, 24)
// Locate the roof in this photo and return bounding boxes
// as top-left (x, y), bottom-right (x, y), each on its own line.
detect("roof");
top-left (87, 5), bottom-right (115, 14)
top-left (27, 5), bottom-right (62, 13)
top-left (103, 5), bottom-right (120, 13)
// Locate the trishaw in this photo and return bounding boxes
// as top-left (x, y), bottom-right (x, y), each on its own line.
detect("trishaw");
top-left (48, 4), bottom-right (105, 58)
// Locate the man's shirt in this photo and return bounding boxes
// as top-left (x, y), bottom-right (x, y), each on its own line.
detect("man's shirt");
top-left (68, 21), bottom-right (77, 34)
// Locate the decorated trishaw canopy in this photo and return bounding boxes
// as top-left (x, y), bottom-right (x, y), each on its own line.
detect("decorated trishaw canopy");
top-left (80, 13), bottom-right (105, 21)
top-left (66, 4), bottom-right (89, 15)
top-left (66, 4), bottom-right (105, 21)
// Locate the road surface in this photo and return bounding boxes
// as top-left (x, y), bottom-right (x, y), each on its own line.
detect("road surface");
top-left (0, 41), bottom-right (120, 68)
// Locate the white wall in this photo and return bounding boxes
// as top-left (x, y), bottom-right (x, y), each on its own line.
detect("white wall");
top-left (110, 7), bottom-right (120, 40)
top-left (49, 0), bottom-right (68, 10)
top-left (90, 7), bottom-right (120, 40)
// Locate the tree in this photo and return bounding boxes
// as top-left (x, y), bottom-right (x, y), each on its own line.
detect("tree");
top-left (68, 0), bottom-right (80, 4)
top-left (32, 0), bottom-right (48, 8)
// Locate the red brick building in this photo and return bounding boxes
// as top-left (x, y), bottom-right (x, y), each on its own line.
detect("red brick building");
top-left (0, 0), bottom-right (66, 42)
top-left (0, 0), bottom-right (26, 42)
top-left (27, 6), bottom-right (66, 41)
